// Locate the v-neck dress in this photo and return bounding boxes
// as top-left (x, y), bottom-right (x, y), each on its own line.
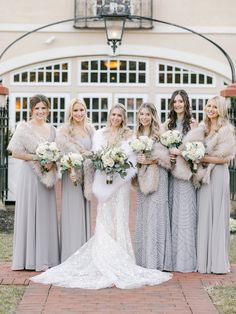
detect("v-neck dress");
top-left (8, 121), bottom-right (60, 271)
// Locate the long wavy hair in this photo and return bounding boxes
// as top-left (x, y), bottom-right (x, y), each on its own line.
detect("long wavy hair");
top-left (136, 103), bottom-right (160, 141)
top-left (167, 89), bottom-right (192, 134)
top-left (66, 98), bottom-right (91, 135)
top-left (204, 96), bottom-right (231, 135)
top-left (106, 103), bottom-right (132, 139)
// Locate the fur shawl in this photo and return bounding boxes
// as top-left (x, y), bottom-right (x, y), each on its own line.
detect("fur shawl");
top-left (56, 123), bottom-right (95, 200)
top-left (7, 121), bottom-right (57, 188)
top-left (137, 140), bottom-right (171, 195)
top-left (162, 121), bottom-right (205, 182)
top-left (92, 128), bottom-right (137, 203)
top-left (196, 122), bottom-right (236, 184)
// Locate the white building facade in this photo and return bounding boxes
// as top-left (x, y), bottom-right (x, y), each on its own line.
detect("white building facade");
top-left (0, 0), bottom-right (235, 200)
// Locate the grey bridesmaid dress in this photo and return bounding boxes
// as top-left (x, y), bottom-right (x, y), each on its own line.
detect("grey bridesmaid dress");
top-left (11, 126), bottom-right (60, 271)
top-left (197, 164), bottom-right (230, 274)
top-left (60, 136), bottom-right (92, 262)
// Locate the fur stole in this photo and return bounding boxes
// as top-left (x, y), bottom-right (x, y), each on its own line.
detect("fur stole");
top-left (171, 125), bottom-right (205, 182)
top-left (7, 121), bottom-right (57, 188)
top-left (199, 122), bottom-right (236, 184)
top-left (92, 129), bottom-right (137, 203)
top-left (56, 123), bottom-right (95, 200)
top-left (137, 141), bottom-right (171, 195)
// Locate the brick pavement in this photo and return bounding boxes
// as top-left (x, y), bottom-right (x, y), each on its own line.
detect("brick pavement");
top-left (1, 189), bottom-right (236, 313)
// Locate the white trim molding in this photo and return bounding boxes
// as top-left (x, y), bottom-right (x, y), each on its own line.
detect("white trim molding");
top-left (0, 44), bottom-right (231, 80)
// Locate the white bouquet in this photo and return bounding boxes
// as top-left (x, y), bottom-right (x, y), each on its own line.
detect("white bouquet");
top-left (130, 136), bottom-right (154, 156)
top-left (91, 146), bottom-right (133, 184)
top-left (181, 141), bottom-right (205, 173)
top-left (60, 152), bottom-right (83, 186)
top-left (160, 130), bottom-right (182, 148)
top-left (35, 141), bottom-right (61, 172)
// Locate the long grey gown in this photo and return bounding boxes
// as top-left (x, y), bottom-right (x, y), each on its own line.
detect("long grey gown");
top-left (197, 164), bottom-right (230, 274)
top-left (169, 120), bottom-right (197, 272)
top-left (8, 124), bottom-right (60, 271)
top-left (60, 136), bottom-right (92, 262)
top-left (135, 166), bottom-right (172, 271)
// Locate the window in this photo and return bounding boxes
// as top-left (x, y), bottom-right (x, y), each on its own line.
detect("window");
top-left (157, 63), bottom-right (215, 86)
top-left (79, 59), bottom-right (147, 85)
top-left (156, 94), bottom-right (212, 123)
top-left (11, 94), bottom-right (70, 128)
top-left (12, 62), bottom-right (70, 85)
top-left (115, 94), bottom-right (148, 129)
top-left (78, 94), bottom-right (112, 129)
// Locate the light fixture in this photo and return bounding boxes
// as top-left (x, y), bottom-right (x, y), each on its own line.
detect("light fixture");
top-left (100, 0), bottom-right (130, 54)
top-left (104, 60), bottom-right (121, 69)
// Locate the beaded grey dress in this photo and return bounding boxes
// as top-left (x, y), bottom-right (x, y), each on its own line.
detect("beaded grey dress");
top-left (60, 136), bottom-right (92, 262)
top-left (169, 120), bottom-right (197, 272)
top-left (135, 166), bottom-right (172, 271)
top-left (7, 122), bottom-right (60, 271)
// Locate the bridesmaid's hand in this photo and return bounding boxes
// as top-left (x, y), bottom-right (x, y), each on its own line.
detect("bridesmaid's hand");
top-left (43, 162), bottom-right (54, 171)
top-left (169, 147), bottom-right (181, 156)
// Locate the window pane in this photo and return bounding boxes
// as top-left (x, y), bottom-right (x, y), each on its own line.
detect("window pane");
top-left (199, 74), bottom-right (205, 84)
top-left (110, 73), bottom-right (117, 83)
top-left (53, 112), bottom-right (58, 123)
top-left (183, 74), bottom-right (188, 84)
top-left (62, 72), bottom-right (68, 82)
top-left (167, 65), bottom-right (172, 71)
top-left (120, 61), bottom-right (127, 70)
top-left (22, 111), bottom-right (27, 121)
top-left (15, 111), bottom-right (20, 122)
top-left (54, 72), bottom-right (60, 82)
top-left (92, 98), bottom-right (99, 109)
top-left (136, 98), bottom-right (143, 109)
top-left (191, 99), bottom-right (196, 110)
top-left (127, 112), bottom-right (134, 124)
top-left (129, 61), bottom-right (136, 70)
top-left (81, 61), bottom-right (89, 70)
top-left (127, 98), bottom-right (134, 110)
top-left (14, 74), bottom-right (20, 82)
top-left (46, 72), bottom-right (52, 82)
top-left (22, 98), bottom-right (28, 109)
top-left (101, 98), bottom-right (108, 110)
top-left (81, 72), bottom-right (88, 82)
top-left (139, 62), bottom-right (146, 71)
top-left (46, 66), bottom-right (52, 70)
top-left (53, 98), bottom-right (58, 109)
top-left (167, 74), bottom-right (172, 83)
top-left (207, 76), bottom-right (213, 84)
top-left (159, 64), bottom-right (165, 71)
top-left (54, 64), bottom-right (60, 70)
top-left (118, 98), bottom-right (125, 105)
top-left (62, 63), bottom-right (68, 70)
top-left (38, 72), bottom-right (44, 82)
top-left (161, 99), bottom-right (166, 111)
top-left (100, 72), bottom-right (107, 82)
top-left (92, 112), bottom-right (99, 123)
top-left (199, 99), bottom-right (203, 110)
top-left (175, 74), bottom-right (180, 84)
top-left (129, 73), bottom-right (136, 83)
top-left (22, 72), bottom-right (28, 82)
top-left (60, 98), bottom-right (65, 110)
top-left (84, 98), bottom-right (90, 109)
top-left (101, 112), bottom-right (107, 123)
top-left (60, 112), bottom-right (65, 123)
top-left (119, 73), bottom-right (126, 83)
top-left (91, 61), bottom-right (98, 70)
top-left (91, 72), bottom-right (98, 82)
top-left (138, 73), bottom-right (145, 83)
top-left (101, 60), bottom-right (107, 70)
top-left (191, 73), bottom-right (196, 84)
top-left (159, 74), bottom-right (164, 83)
top-left (30, 72), bottom-right (36, 82)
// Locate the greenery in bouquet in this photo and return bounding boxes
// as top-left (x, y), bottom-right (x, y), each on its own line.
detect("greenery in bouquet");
top-left (181, 141), bottom-right (205, 173)
top-left (90, 146), bottom-right (133, 184)
top-left (60, 152), bottom-right (83, 186)
top-left (160, 130), bottom-right (182, 148)
top-left (35, 141), bottom-right (61, 172)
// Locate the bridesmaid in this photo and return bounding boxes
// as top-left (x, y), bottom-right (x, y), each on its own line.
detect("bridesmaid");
top-left (7, 94), bottom-right (60, 271)
top-left (163, 89), bottom-right (198, 272)
top-left (56, 98), bottom-right (95, 262)
top-left (197, 96), bottom-right (236, 274)
top-left (135, 103), bottom-right (172, 271)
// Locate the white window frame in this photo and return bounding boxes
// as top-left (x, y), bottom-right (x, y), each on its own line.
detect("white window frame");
top-left (114, 93), bottom-right (149, 128)
top-left (10, 61), bottom-right (71, 86)
top-left (156, 61), bottom-right (216, 88)
top-left (78, 57), bottom-right (149, 87)
top-left (9, 93), bottom-right (70, 129)
top-left (78, 93), bottom-right (112, 129)
top-left (156, 94), bottom-right (214, 123)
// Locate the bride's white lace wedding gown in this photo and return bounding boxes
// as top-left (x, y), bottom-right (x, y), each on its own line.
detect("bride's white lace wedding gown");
top-left (31, 129), bottom-right (172, 289)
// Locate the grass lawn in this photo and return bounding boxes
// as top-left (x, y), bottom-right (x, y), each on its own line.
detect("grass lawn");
top-left (0, 285), bottom-right (26, 314)
top-left (0, 232), bottom-right (13, 261)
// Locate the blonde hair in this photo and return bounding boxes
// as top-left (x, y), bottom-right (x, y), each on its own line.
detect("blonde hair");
top-left (106, 103), bottom-right (132, 140)
top-left (204, 96), bottom-right (230, 134)
top-left (136, 103), bottom-right (160, 140)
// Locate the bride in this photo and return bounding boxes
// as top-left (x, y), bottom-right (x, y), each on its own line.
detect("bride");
top-left (31, 103), bottom-right (172, 289)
